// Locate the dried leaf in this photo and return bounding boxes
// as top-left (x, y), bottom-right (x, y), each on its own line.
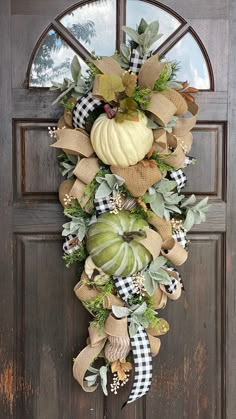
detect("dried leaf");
top-left (122, 72), bottom-right (137, 97)
top-left (96, 74), bottom-right (125, 102)
top-left (115, 98), bottom-right (139, 123)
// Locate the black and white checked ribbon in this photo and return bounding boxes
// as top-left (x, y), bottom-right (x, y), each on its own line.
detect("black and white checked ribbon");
top-left (170, 169), bottom-right (187, 192)
top-left (129, 49), bottom-right (151, 75)
top-left (164, 267), bottom-right (184, 293)
top-left (184, 155), bottom-right (196, 167)
top-left (94, 196), bottom-right (113, 216)
top-left (113, 276), bottom-right (137, 302)
top-left (172, 229), bottom-right (187, 248)
top-left (72, 92), bottom-right (102, 129)
top-left (125, 319), bottom-right (152, 405)
top-left (113, 277), bottom-right (153, 404)
top-left (63, 234), bottom-right (80, 254)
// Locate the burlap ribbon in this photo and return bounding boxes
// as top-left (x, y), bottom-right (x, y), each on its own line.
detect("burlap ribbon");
top-left (69, 157), bottom-right (100, 209)
top-left (172, 102), bottom-right (199, 137)
top-left (161, 237), bottom-right (188, 265)
top-left (147, 210), bottom-right (172, 241)
top-left (139, 227), bottom-right (163, 260)
top-left (73, 315), bottom-right (130, 391)
top-left (138, 55), bottom-right (166, 90)
top-left (111, 162), bottom-right (162, 197)
top-left (92, 56), bottom-right (124, 76)
top-left (51, 128), bottom-right (94, 157)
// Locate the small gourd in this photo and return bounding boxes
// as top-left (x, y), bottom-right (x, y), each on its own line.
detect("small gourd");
top-left (90, 112), bottom-right (153, 167)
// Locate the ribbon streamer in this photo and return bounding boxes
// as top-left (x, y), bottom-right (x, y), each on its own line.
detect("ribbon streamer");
top-left (124, 319), bottom-right (153, 406)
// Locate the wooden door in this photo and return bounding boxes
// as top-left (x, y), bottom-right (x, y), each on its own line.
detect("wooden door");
top-left (1, 0), bottom-right (235, 418)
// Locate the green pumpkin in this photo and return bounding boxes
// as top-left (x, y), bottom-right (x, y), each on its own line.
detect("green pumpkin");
top-left (86, 210), bottom-right (152, 277)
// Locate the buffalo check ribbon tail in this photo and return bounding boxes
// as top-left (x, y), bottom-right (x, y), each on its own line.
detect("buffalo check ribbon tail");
top-left (113, 277), bottom-right (153, 405)
top-left (123, 319), bottom-right (153, 407)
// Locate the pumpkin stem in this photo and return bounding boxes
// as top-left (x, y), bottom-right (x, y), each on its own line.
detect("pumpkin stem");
top-left (104, 104), bottom-right (116, 119)
top-left (122, 230), bottom-right (146, 243)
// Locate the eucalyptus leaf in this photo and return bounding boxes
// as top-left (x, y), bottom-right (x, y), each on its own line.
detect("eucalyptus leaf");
top-left (120, 43), bottom-right (131, 61)
top-left (129, 319), bottom-right (139, 337)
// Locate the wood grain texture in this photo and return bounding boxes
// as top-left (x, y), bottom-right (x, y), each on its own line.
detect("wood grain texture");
top-left (0, 1), bottom-right (14, 418)
top-left (226, 0), bottom-right (236, 417)
top-left (14, 121), bottom-right (62, 200)
top-left (146, 234), bottom-right (225, 419)
top-left (14, 234), bottom-right (105, 419)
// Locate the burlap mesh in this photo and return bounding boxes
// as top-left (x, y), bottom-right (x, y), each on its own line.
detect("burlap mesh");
top-left (111, 162), bottom-right (162, 197)
top-left (147, 211), bottom-right (172, 241)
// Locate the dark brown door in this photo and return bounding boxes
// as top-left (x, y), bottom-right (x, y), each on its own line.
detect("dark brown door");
top-left (1, 0), bottom-right (235, 418)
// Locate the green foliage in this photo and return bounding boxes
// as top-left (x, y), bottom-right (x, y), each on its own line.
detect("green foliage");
top-left (144, 256), bottom-right (171, 295)
top-left (144, 178), bottom-right (184, 219)
top-left (50, 55), bottom-right (87, 105)
top-left (85, 62), bottom-right (102, 90)
top-left (82, 168), bottom-right (110, 211)
top-left (63, 245), bottom-right (88, 268)
top-left (154, 61), bottom-right (181, 92)
top-left (181, 195), bottom-right (209, 231)
top-left (132, 86), bottom-right (152, 109)
top-left (84, 280), bottom-right (115, 331)
top-left (57, 152), bottom-right (79, 179)
top-left (64, 201), bottom-right (90, 219)
top-left (122, 19), bottom-right (163, 55)
top-left (129, 203), bottom-right (149, 221)
top-left (150, 151), bottom-right (175, 173)
top-left (115, 98), bottom-right (139, 123)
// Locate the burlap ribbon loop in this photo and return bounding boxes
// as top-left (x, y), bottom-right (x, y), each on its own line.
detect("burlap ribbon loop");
top-left (172, 102), bottom-right (199, 137)
top-left (139, 227), bottom-right (163, 260)
top-left (146, 92), bottom-right (177, 127)
top-left (92, 56), bottom-right (124, 76)
top-left (69, 157), bottom-right (100, 207)
top-left (51, 128), bottom-right (94, 157)
top-left (161, 237), bottom-right (188, 265)
top-left (73, 315), bottom-right (130, 392)
top-left (138, 55), bottom-right (166, 90)
top-left (161, 133), bottom-right (186, 169)
top-left (161, 88), bottom-right (188, 116)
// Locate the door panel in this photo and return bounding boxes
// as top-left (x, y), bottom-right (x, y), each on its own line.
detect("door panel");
top-left (0, 0), bottom-right (235, 418)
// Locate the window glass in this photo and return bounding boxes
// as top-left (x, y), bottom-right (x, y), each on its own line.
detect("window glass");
top-left (60, 0), bottom-right (116, 56)
top-left (165, 33), bottom-right (210, 89)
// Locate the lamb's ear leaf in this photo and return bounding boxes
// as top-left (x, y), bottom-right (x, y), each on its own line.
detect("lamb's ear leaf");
top-left (181, 194), bottom-right (197, 208)
top-left (122, 26), bottom-right (140, 44)
top-left (71, 55), bottom-right (81, 82)
top-left (184, 209), bottom-right (195, 231)
top-left (99, 366), bottom-right (108, 396)
top-left (112, 306), bottom-right (130, 318)
top-left (144, 272), bottom-right (157, 295)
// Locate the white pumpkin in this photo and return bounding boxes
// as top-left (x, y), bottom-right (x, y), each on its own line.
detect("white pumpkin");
top-left (90, 112), bottom-right (153, 167)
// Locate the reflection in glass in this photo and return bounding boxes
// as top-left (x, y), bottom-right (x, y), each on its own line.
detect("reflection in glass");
top-left (165, 33), bottom-right (210, 89)
top-left (60, 0), bottom-right (116, 56)
top-left (126, 0), bottom-right (181, 51)
top-left (29, 29), bottom-right (88, 87)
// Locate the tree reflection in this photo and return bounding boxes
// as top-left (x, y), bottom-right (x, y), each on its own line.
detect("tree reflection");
top-left (30, 22), bottom-right (96, 86)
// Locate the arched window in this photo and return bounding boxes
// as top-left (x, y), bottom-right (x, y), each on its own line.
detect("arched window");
top-left (26, 0), bottom-right (214, 90)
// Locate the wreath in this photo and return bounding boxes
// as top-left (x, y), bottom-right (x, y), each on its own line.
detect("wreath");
top-left (49, 18), bottom-right (209, 404)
